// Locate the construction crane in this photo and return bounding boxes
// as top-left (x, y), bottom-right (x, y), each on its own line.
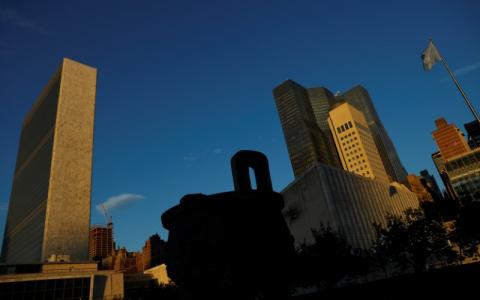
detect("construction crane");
top-left (100, 204), bottom-right (113, 228)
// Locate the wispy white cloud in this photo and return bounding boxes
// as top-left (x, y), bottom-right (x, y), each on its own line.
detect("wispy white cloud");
top-left (96, 193), bottom-right (144, 213)
top-left (0, 8), bottom-right (48, 34)
top-left (453, 61), bottom-right (480, 77)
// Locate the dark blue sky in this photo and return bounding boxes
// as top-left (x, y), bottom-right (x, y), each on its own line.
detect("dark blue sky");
top-left (1, 0), bottom-right (479, 251)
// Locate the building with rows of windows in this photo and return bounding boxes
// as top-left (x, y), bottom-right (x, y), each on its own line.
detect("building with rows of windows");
top-left (432, 118), bottom-right (480, 202)
top-left (273, 80), bottom-right (418, 250)
top-left (328, 102), bottom-right (389, 183)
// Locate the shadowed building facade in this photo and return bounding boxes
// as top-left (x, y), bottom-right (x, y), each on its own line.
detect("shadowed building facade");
top-left (464, 120), bottom-right (480, 149)
top-left (419, 169), bottom-right (443, 200)
top-left (282, 163), bottom-right (419, 249)
top-left (336, 85), bottom-right (408, 184)
top-left (1, 58), bottom-right (96, 263)
top-left (273, 80), bottom-right (340, 178)
top-left (432, 151), bottom-right (458, 200)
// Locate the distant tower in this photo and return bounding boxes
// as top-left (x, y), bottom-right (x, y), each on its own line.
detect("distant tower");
top-left (1, 58), bottom-right (97, 263)
top-left (89, 226), bottom-right (113, 261)
top-left (419, 169), bottom-right (444, 200)
top-left (336, 86), bottom-right (408, 184)
top-left (272, 80), bottom-right (340, 177)
top-left (432, 118), bottom-right (470, 160)
top-left (406, 174), bottom-right (434, 203)
top-left (328, 102), bottom-right (389, 182)
top-left (464, 120), bottom-right (480, 149)
top-left (89, 205), bottom-right (114, 261)
top-left (141, 234), bottom-right (167, 270)
top-left (431, 151), bottom-right (458, 200)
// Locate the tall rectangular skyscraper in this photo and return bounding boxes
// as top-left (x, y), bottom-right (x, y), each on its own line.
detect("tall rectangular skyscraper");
top-left (273, 80), bottom-right (340, 177)
top-left (1, 58), bottom-right (96, 263)
top-left (328, 102), bottom-right (389, 182)
top-left (336, 85), bottom-right (408, 184)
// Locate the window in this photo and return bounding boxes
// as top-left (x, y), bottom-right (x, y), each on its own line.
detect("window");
top-left (337, 127), bottom-right (341, 133)
top-left (348, 121), bottom-right (353, 128)
top-left (341, 125), bottom-right (345, 132)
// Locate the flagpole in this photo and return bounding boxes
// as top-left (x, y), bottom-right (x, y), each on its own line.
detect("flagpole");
top-left (433, 40), bottom-right (480, 124)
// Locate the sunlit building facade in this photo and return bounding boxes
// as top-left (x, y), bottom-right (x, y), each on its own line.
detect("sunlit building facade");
top-left (432, 118), bottom-right (470, 160)
top-left (329, 102), bottom-right (389, 183)
top-left (1, 58), bottom-right (97, 263)
top-left (336, 86), bottom-right (408, 184)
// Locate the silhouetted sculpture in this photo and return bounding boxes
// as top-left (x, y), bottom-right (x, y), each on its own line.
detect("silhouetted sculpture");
top-left (161, 150), bottom-right (295, 299)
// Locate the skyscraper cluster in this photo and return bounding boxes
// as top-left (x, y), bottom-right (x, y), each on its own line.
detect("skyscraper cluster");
top-left (273, 80), bottom-right (408, 184)
top-left (273, 80), bottom-right (418, 249)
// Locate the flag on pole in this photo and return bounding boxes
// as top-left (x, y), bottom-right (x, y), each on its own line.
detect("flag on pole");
top-left (421, 40), bottom-right (442, 71)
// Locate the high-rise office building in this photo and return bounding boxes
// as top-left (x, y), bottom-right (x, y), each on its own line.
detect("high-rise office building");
top-left (328, 102), bottom-right (389, 182)
top-left (1, 58), bottom-right (97, 263)
top-left (273, 80), bottom-right (340, 177)
top-left (336, 85), bottom-right (408, 184)
top-left (307, 87), bottom-right (341, 167)
top-left (432, 118), bottom-right (470, 160)
top-left (444, 148), bottom-right (480, 201)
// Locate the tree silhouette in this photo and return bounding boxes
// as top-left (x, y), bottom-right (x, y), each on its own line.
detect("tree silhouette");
top-left (372, 208), bottom-right (457, 274)
top-left (295, 225), bottom-right (368, 289)
top-left (451, 201), bottom-right (480, 259)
